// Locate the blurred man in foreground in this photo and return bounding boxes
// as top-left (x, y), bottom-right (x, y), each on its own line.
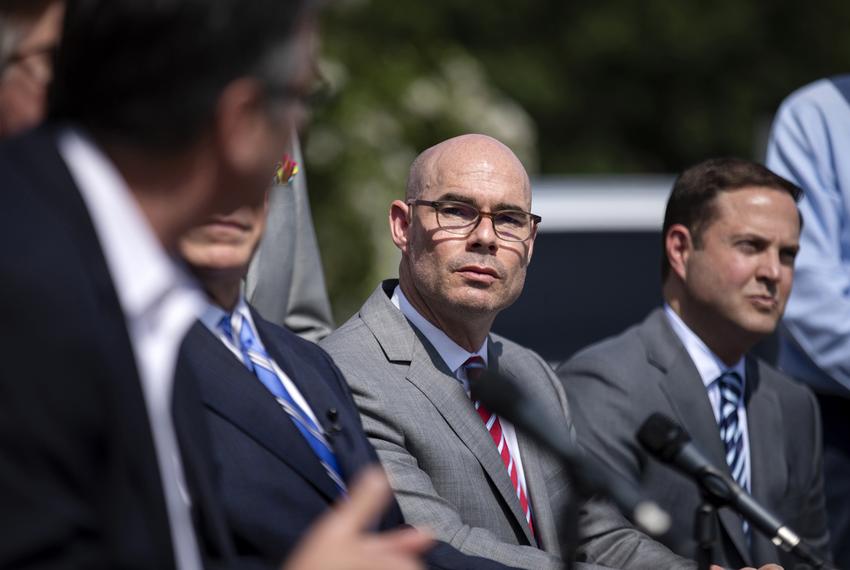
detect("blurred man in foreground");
top-left (321, 133), bottom-right (697, 569)
top-left (0, 0), bottom-right (453, 568)
top-left (0, 0), bottom-right (324, 567)
top-left (558, 158), bottom-right (830, 568)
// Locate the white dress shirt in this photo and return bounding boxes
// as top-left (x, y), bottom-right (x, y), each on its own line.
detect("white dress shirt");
top-left (58, 128), bottom-right (204, 570)
top-left (392, 285), bottom-right (530, 502)
top-left (664, 304), bottom-right (751, 491)
top-left (200, 296), bottom-right (320, 427)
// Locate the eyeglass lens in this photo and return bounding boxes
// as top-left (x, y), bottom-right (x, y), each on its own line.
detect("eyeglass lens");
top-left (436, 202), bottom-right (532, 241)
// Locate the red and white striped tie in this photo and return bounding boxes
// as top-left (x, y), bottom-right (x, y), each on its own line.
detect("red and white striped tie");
top-left (464, 356), bottom-right (534, 536)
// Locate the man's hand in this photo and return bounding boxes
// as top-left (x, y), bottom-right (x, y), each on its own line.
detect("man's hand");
top-left (282, 467), bottom-right (434, 570)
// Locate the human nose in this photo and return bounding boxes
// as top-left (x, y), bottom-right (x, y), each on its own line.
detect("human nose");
top-left (468, 213), bottom-right (498, 250)
top-left (756, 250), bottom-right (782, 284)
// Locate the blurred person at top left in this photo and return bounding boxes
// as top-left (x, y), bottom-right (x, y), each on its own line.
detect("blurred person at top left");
top-left (0, 0), bottom-right (321, 568)
top-left (0, 0), bottom-right (63, 137)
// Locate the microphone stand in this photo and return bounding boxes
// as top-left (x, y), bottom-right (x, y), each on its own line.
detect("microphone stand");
top-left (558, 464), bottom-right (579, 570)
top-left (471, 372), bottom-right (673, 568)
top-left (638, 413), bottom-right (836, 570)
top-left (694, 498), bottom-right (718, 570)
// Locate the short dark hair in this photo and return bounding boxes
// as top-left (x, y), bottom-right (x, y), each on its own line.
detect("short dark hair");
top-left (48, 0), bottom-right (315, 150)
top-left (660, 157), bottom-right (803, 281)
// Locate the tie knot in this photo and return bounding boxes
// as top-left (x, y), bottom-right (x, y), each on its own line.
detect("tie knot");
top-left (463, 356), bottom-right (486, 382)
top-left (217, 314), bottom-right (235, 340)
top-left (718, 371), bottom-right (744, 406)
top-left (218, 311), bottom-right (257, 354)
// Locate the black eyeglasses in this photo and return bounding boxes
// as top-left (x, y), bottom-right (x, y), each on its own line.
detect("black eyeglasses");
top-left (408, 199), bottom-right (541, 242)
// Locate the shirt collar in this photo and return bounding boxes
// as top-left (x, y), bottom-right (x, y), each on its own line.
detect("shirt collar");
top-left (200, 294), bottom-right (253, 335)
top-left (664, 303), bottom-right (746, 388)
top-left (57, 127), bottom-right (199, 322)
top-left (392, 284), bottom-right (488, 373)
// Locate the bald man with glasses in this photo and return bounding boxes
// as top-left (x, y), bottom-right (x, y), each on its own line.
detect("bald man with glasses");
top-left (321, 134), bottom-right (695, 569)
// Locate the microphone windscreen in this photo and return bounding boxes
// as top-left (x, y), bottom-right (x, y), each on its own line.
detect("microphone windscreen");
top-left (469, 369), bottom-right (524, 417)
top-left (637, 413), bottom-right (690, 462)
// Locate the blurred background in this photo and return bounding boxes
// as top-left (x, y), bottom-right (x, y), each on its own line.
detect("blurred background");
top-left (304, 0), bottom-right (850, 362)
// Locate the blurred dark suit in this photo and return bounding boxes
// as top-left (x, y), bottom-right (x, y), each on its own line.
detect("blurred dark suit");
top-left (176, 305), bottom-right (515, 570)
top-left (0, 128), bottom-right (230, 569)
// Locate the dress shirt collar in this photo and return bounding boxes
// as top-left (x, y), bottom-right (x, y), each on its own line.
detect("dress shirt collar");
top-left (664, 303), bottom-right (746, 389)
top-left (200, 294), bottom-right (272, 367)
top-left (200, 293), bottom-right (254, 335)
top-left (392, 284), bottom-right (488, 375)
top-left (57, 127), bottom-right (201, 322)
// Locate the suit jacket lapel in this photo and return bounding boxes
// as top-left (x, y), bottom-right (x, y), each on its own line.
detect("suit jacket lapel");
top-left (361, 282), bottom-right (536, 545)
top-left (172, 361), bottom-right (235, 561)
top-left (641, 309), bottom-right (753, 565)
top-left (743, 358), bottom-right (786, 562)
top-left (185, 323), bottom-right (341, 501)
top-left (252, 313), bottom-right (365, 484)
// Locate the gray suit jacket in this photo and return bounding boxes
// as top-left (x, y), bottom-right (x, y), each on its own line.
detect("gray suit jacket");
top-left (245, 135), bottom-right (334, 342)
top-left (557, 308), bottom-right (831, 568)
top-left (321, 281), bottom-right (695, 570)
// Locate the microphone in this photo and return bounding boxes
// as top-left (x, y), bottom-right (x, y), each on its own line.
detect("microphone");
top-left (469, 369), bottom-right (671, 537)
top-left (637, 413), bottom-right (831, 568)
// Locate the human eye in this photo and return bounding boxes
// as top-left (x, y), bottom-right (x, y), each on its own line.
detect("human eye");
top-left (438, 202), bottom-right (477, 221)
top-left (780, 247), bottom-right (799, 265)
top-left (734, 238), bottom-right (763, 253)
top-left (494, 211), bottom-right (527, 228)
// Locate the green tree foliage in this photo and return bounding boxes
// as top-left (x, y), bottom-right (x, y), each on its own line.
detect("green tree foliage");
top-left (306, 0), bottom-right (850, 321)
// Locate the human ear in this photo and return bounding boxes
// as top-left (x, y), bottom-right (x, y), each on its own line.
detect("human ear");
top-left (389, 199), bottom-right (411, 253)
top-left (665, 224), bottom-right (693, 280)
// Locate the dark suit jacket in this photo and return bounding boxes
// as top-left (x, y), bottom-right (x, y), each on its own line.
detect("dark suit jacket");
top-left (557, 308), bottom-right (831, 568)
top-left (176, 307), bottom-right (514, 570)
top-left (0, 128), bottom-right (231, 568)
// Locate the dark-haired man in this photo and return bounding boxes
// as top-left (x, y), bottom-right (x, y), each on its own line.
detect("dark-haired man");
top-left (558, 158), bottom-right (831, 568)
top-left (0, 0), bottom-right (319, 568)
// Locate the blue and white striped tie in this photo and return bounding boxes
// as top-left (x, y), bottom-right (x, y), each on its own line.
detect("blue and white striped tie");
top-left (219, 313), bottom-right (347, 495)
top-left (717, 370), bottom-right (748, 537)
